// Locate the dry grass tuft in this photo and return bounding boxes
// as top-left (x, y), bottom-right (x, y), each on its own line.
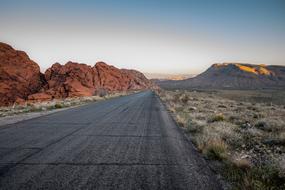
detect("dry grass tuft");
top-left (209, 114), bottom-right (226, 122)
top-left (202, 139), bottom-right (228, 160)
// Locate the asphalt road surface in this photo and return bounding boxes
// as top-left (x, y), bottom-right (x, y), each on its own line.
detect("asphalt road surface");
top-left (0, 91), bottom-right (222, 190)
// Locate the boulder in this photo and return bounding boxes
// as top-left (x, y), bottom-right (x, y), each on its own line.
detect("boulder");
top-left (43, 62), bottom-right (97, 98)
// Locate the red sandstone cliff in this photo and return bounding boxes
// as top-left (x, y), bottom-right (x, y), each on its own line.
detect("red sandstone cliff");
top-left (0, 43), bottom-right (156, 106)
top-left (0, 42), bottom-right (45, 106)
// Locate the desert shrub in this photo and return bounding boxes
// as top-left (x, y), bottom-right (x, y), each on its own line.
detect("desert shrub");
top-left (54, 103), bottom-right (64, 109)
top-left (247, 105), bottom-right (259, 112)
top-left (27, 102), bottom-right (33, 106)
top-left (211, 122), bottom-right (243, 147)
top-left (247, 165), bottom-right (285, 190)
top-left (221, 160), bottom-right (250, 190)
top-left (186, 119), bottom-right (204, 133)
top-left (29, 106), bottom-right (42, 112)
top-left (222, 160), bottom-right (285, 190)
top-left (176, 114), bottom-right (188, 127)
top-left (233, 159), bottom-right (251, 170)
top-left (253, 113), bottom-right (264, 119)
top-left (255, 120), bottom-right (270, 131)
top-left (255, 119), bottom-right (285, 132)
top-left (22, 108), bottom-right (31, 113)
top-left (209, 114), bottom-right (225, 122)
top-left (173, 93), bottom-right (182, 103)
top-left (175, 106), bottom-right (184, 112)
top-left (229, 115), bottom-right (240, 124)
top-left (95, 88), bottom-right (108, 97)
top-left (63, 102), bottom-right (72, 107)
top-left (180, 94), bottom-right (189, 104)
top-left (262, 138), bottom-right (285, 146)
top-left (202, 139), bottom-right (228, 160)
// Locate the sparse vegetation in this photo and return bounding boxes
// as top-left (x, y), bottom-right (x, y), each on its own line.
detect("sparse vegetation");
top-left (209, 114), bottom-right (226, 122)
top-left (202, 139), bottom-right (228, 160)
top-left (54, 103), bottom-right (64, 109)
top-left (94, 88), bottom-right (108, 97)
top-left (0, 91), bottom-right (136, 117)
top-left (157, 89), bottom-right (285, 189)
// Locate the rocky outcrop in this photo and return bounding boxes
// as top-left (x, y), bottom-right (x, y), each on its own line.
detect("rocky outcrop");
top-left (41, 62), bottom-right (99, 98)
top-left (157, 63), bottom-right (285, 90)
top-left (94, 62), bottom-right (153, 91)
top-left (0, 42), bottom-right (155, 106)
top-left (29, 61), bottom-right (155, 100)
top-left (120, 69), bottom-right (154, 90)
top-left (0, 42), bottom-right (45, 106)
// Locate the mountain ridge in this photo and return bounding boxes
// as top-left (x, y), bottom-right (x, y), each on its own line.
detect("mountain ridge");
top-left (156, 63), bottom-right (285, 90)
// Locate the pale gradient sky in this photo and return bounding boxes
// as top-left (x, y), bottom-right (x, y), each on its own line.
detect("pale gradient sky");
top-left (0, 0), bottom-right (285, 74)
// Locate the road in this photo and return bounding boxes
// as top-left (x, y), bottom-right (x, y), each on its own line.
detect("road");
top-left (0, 91), bottom-right (221, 190)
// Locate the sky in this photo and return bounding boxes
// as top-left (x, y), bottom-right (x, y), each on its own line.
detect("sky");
top-left (0, 0), bottom-right (285, 75)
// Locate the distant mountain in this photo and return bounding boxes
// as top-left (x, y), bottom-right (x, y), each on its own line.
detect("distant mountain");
top-left (144, 73), bottom-right (195, 80)
top-left (0, 42), bottom-right (156, 106)
top-left (156, 63), bottom-right (285, 90)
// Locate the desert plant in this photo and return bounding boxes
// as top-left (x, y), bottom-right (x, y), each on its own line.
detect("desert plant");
top-left (186, 119), bottom-right (204, 133)
top-left (255, 120), bottom-right (270, 131)
top-left (29, 105), bottom-right (43, 112)
top-left (209, 114), bottom-right (225, 122)
top-left (247, 164), bottom-right (285, 190)
top-left (173, 93), bottom-right (181, 103)
top-left (157, 89), bottom-right (285, 190)
top-left (94, 88), bottom-right (108, 97)
top-left (202, 139), bottom-right (228, 160)
top-left (233, 158), bottom-right (251, 170)
top-left (180, 94), bottom-right (189, 104)
top-left (54, 103), bottom-right (64, 109)
top-left (176, 114), bottom-right (188, 127)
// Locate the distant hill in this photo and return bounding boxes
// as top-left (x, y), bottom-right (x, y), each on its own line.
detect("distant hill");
top-left (144, 73), bottom-right (195, 80)
top-left (156, 63), bottom-right (285, 90)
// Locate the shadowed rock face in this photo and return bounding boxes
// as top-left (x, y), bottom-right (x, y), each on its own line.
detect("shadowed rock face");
top-left (157, 63), bottom-right (285, 90)
top-left (0, 43), bottom-right (155, 106)
top-left (0, 42), bottom-right (45, 106)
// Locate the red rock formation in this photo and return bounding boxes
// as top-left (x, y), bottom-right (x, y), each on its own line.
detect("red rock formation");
top-left (42, 62), bottom-right (98, 98)
top-left (30, 61), bottom-right (155, 100)
top-left (0, 42), bottom-right (44, 106)
top-left (0, 42), bottom-right (155, 106)
top-left (120, 69), bottom-right (154, 90)
top-left (95, 62), bottom-right (154, 91)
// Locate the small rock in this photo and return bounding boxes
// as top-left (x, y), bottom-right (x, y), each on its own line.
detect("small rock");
top-left (241, 155), bottom-right (249, 159)
top-left (241, 122), bottom-right (251, 129)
